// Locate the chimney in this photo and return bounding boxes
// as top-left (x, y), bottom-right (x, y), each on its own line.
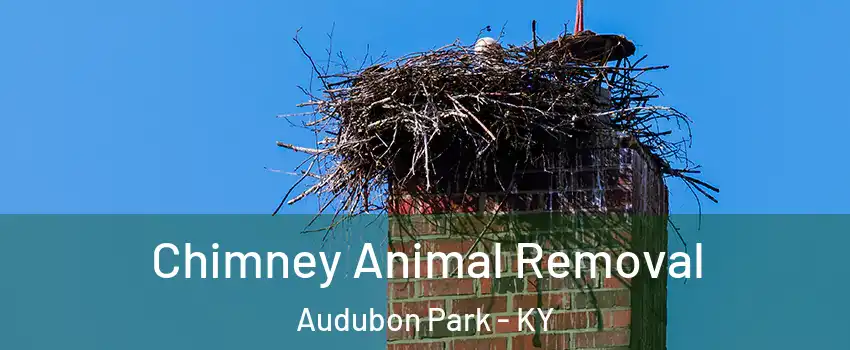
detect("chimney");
top-left (387, 131), bottom-right (669, 349)
top-left (281, 29), bottom-right (696, 350)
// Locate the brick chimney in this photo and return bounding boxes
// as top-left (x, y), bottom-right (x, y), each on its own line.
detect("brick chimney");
top-left (386, 132), bottom-right (668, 350)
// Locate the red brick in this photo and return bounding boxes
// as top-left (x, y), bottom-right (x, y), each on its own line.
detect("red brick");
top-left (481, 278), bottom-right (492, 294)
top-left (388, 325), bottom-right (415, 341)
top-left (392, 300), bottom-right (446, 317)
top-left (421, 279), bottom-right (475, 297)
top-left (466, 254), bottom-right (508, 275)
top-left (493, 316), bottom-right (521, 334)
top-left (388, 342), bottom-right (445, 350)
top-left (390, 259), bottom-right (446, 279)
top-left (602, 276), bottom-right (631, 289)
top-left (385, 148), bottom-right (667, 349)
top-left (550, 312), bottom-right (590, 330)
top-left (549, 274), bottom-right (599, 291)
top-left (387, 196), bottom-right (417, 215)
top-left (452, 296), bottom-right (507, 314)
top-left (511, 254), bottom-right (570, 274)
top-left (390, 240), bottom-right (473, 257)
top-left (389, 216), bottom-right (442, 237)
top-left (391, 281), bottom-right (416, 299)
top-left (512, 333), bottom-right (570, 350)
top-left (451, 337), bottom-right (507, 350)
top-left (592, 310), bottom-right (630, 329)
top-left (417, 194), bottom-right (479, 214)
top-left (527, 276), bottom-right (544, 292)
top-left (512, 293), bottom-right (570, 312)
top-left (423, 240), bottom-right (475, 255)
top-left (574, 330), bottom-right (629, 348)
top-left (389, 259), bottom-right (414, 279)
top-left (572, 290), bottom-right (629, 309)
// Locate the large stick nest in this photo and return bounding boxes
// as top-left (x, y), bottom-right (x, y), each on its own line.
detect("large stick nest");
top-left (276, 30), bottom-right (718, 219)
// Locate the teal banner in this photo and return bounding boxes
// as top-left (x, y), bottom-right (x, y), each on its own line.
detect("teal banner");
top-left (0, 215), bottom-right (845, 349)
top-left (0, 215), bottom-right (388, 349)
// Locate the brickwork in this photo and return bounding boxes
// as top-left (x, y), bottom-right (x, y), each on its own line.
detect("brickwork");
top-left (387, 135), bottom-right (668, 350)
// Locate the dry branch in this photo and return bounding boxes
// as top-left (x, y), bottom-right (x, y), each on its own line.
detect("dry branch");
top-left (277, 29), bottom-right (717, 221)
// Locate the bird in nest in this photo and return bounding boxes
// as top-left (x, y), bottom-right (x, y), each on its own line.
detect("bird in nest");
top-left (472, 37), bottom-right (506, 67)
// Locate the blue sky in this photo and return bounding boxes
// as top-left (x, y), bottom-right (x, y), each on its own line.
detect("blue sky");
top-left (1, 0), bottom-right (848, 214)
top-left (2, 2), bottom-right (850, 349)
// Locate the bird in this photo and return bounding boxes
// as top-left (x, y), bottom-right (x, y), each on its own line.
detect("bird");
top-left (474, 37), bottom-right (500, 55)
top-left (472, 37), bottom-right (505, 69)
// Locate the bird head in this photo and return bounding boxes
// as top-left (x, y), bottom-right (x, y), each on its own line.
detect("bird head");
top-left (474, 37), bottom-right (500, 55)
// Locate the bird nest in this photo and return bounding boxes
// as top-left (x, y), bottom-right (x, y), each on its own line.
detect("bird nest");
top-left (276, 30), bottom-right (717, 219)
